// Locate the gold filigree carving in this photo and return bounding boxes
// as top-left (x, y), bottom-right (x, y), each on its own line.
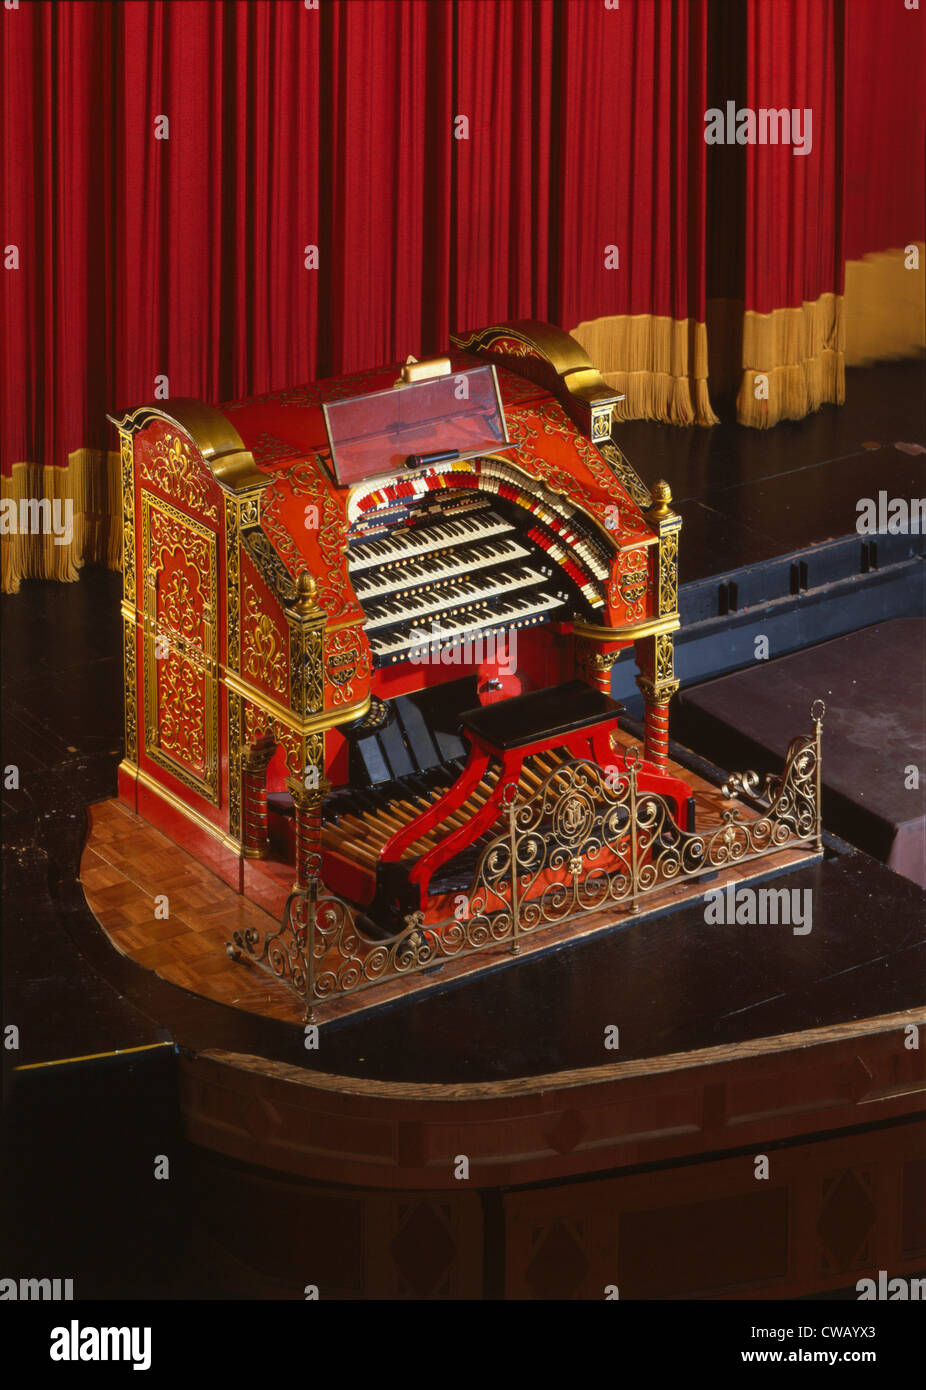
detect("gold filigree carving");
top-left (225, 498), bottom-right (241, 672)
top-left (242, 527), bottom-right (297, 604)
top-left (609, 547), bottom-right (650, 618)
top-left (123, 616), bottom-right (137, 763)
top-left (158, 648), bottom-right (206, 768)
top-left (289, 622), bottom-right (325, 718)
top-left (120, 430), bottom-right (136, 602)
top-left (139, 433), bottom-right (219, 524)
top-left (141, 494), bottom-right (219, 803)
top-left (243, 701), bottom-right (323, 782)
top-left (228, 690), bottom-right (242, 842)
top-left (591, 410), bottom-right (611, 441)
top-left (481, 332), bottom-right (544, 360)
top-left (324, 625), bottom-right (371, 707)
top-left (653, 632), bottom-right (676, 687)
top-left (261, 459), bottom-right (350, 618)
top-left (597, 441), bottom-right (653, 511)
top-left (658, 530), bottom-right (679, 617)
top-left (120, 428), bottom-right (138, 763)
top-left (242, 577), bottom-right (288, 697)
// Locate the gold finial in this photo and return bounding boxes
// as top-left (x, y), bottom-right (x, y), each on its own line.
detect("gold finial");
top-left (648, 479), bottom-right (673, 520)
top-left (294, 572), bottom-right (319, 616)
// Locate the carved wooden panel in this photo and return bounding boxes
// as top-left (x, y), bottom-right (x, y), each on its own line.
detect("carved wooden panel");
top-left (239, 551), bottom-right (290, 705)
top-left (136, 426), bottom-right (220, 525)
top-left (323, 623), bottom-right (371, 712)
top-left (607, 544), bottom-right (653, 625)
top-left (142, 493), bottom-right (219, 803)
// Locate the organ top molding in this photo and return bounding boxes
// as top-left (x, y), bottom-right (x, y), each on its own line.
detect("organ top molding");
top-left (107, 398), bottom-right (269, 495)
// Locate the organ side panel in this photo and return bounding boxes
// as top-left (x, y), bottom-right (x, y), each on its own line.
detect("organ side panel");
top-left (133, 422), bottom-right (224, 818)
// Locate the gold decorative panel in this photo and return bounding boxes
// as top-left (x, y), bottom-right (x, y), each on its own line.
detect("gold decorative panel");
top-left (658, 527), bottom-right (680, 617)
top-left (138, 432), bottom-right (220, 525)
top-left (141, 493), bottom-right (219, 803)
top-left (242, 573), bottom-right (290, 699)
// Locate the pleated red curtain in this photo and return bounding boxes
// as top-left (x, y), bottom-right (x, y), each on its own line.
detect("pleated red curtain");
top-left (2, 0), bottom-right (921, 587)
top-left (843, 0), bottom-right (926, 366)
top-left (1, 0), bottom-right (712, 479)
top-left (707, 0), bottom-right (846, 428)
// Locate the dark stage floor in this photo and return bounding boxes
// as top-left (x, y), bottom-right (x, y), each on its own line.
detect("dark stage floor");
top-left (619, 360), bottom-right (925, 585)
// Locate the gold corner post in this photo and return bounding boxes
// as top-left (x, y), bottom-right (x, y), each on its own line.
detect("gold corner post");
top-left (636, 480), bottom-right (681, 770)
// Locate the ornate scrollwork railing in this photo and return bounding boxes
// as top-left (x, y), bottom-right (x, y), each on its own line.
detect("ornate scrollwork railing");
top-left (228, 702), bottom-right (825, 1019)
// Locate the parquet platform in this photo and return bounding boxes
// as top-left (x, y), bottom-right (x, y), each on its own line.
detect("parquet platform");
top-left (80, 737), bottom-right (817, 1025)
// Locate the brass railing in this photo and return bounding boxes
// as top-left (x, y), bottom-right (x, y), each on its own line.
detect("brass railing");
top-left (228, 701), bottom-right (825, 1020)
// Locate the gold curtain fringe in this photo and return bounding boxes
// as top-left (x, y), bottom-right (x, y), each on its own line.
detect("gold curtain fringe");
top-left (1, 450), bottom-right (121, 594)
top-left (598, 369), bottom-right (720, 428)
top-left (732, 292), bottom-right (845, 429)
top-left (570, 315), bottom-right (720, 426)
top-left (844, 245), bottom-right (926, 367)
top-left (736, 349), bottom-right (845, 430)
top-left (741, 293), bottom-right (845, 366)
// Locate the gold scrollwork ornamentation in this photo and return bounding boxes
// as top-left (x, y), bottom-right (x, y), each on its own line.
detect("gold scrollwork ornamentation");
top-left (243, 702), bottom-right (321, 783)
top-left (123, 616), bottom-right (137, 763)
top-left (481, 332), bottom-right (544, 360)
top-left (261, 462), bottom-right (351, 617)
top-left (591, 410), bottom-right (611, 441)
top-left (289, 623), bottom-right (325, 718)
top-left (139, 433), bottom-right (219, 524)
top-left (225, 499), bottom-right (241, 672)
top-left (240, 496), bottom-right (261, 528)
top-left (597, 441), bottom-right (653, 511)
top-left (228, 690), bottom-right (242, 842)
top-left (654, 631), bottom-right (675, 686)
top-left (323, 625), bottom-right (370, 706)
top-left (242, 527), bottom-right (297, 604)
top-left (120, 428), bottom-right (138, 763)
top-left (120, 430), bottom-right (136, 601)
top-left (608, 546), bottom-right (650, 621)
top-left (142, 494), bottom-right (219, 803)
top-left (242, 578), bottom-right (289, 697)
top-left (157, 649), bottom-right (206, 767)
top-left (658, 528), bottom-right (679, 617)
top-left (161, 568), bottom-right (202, 648)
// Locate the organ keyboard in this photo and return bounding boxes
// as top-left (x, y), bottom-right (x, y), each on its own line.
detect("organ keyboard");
top-left (111, 318), bottom-right (685, 939)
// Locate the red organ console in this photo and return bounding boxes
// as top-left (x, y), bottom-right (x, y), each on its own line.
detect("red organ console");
top-left (111, 321), bottom-right (691, 942)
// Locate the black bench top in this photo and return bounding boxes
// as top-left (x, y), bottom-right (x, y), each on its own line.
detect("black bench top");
top-left (459, 681), bottom-right (623, 751)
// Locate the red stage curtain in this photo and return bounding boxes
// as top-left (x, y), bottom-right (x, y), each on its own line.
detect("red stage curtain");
top-left (1, 0), bottom-right (922, 586)
top-left (843, 0), bottom-right (926, 366)
top-left (453, 0), bottom-right (716, 426)
top-left (708, 0), bottom-right (846, 428)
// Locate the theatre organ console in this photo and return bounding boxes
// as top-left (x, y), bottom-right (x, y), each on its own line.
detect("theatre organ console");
top-left (110, 320), bottom-right (692, 971)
